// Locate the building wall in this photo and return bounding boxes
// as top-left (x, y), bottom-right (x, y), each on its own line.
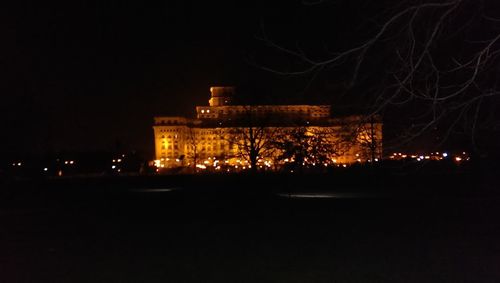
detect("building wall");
top-left (152, 121), bottom-right (383, 169)
top-left (152, 88), bottom-right (382, 170)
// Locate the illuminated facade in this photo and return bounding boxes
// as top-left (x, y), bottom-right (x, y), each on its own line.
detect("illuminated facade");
top-left (153, 87), bottom-right (382, 171)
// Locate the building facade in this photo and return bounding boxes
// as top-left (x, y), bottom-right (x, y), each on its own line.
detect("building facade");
top-left (153, 87), bottom-right (382, 171)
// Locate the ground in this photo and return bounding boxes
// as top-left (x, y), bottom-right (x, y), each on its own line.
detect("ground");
top-left (1, 174), bottom-right (499, 282)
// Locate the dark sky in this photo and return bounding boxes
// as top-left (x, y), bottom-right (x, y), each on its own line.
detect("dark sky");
top-left (2, 0), bottom-right (499, 158)
top-left (2, 1), bottom-right (266, 157)
top-left (1, 0), bottom-right (355, 157)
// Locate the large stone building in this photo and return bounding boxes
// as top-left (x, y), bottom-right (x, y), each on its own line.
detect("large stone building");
top-left (153, 87), bottom-right (382, 171)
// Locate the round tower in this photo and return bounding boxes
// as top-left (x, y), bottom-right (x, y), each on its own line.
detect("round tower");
top-left (209, 86), bottom-right (234, 106)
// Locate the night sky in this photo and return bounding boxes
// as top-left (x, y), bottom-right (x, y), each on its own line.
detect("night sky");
top-left (2, 0), bottom-right (499, 158)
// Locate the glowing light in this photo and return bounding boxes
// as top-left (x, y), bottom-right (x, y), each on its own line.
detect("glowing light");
top-left (112, 165), bottom-right (116, 169)
top-left (425, 156), bottom-right (430, 159)
top-left (374, 158), bottom-right (379, 162)
top-left (17, 162), bottom-right (22, 166)
top-left (207, 109), bottom-right (210, 113)
top-left (154, 160), bottom-right (161, 167)
top-left (117, 159), bottom-right (122, 162)
top-left (112, 159), bottom-right (116, 163)
top-left (175, 159), bottom-right (180, 162)
top-left (342, 164), bottom-right (347, 168)
top-left (332, 159), bottom-right (337, 163)
top-left (201, 110), bottom-right (205, 113)
top-left (357, 159), bottom-right (361, 162)
top-left (69, 160), bottom-right (74, 164)
top-left (43, 168), bottom-right (48, 171)
top-left (442, 153), bottom-right (448, 157)
top-left (64, 161), bottom-right (68, 164)
top-left (455, 157), bottom-right (462, 162)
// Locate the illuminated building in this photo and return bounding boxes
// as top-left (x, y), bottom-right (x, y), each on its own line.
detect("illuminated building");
top-left (153, 87), bottom-right (382, 170)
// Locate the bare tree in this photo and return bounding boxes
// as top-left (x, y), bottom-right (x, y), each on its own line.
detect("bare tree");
top-left (274, 126), bottom-right (351, 171)
top-left (219, 106), bottom-right (279, 172)
top-left (256, 0), bottom-right (500, 151)
top-left (186, 127), bottom-right (202, 171)
top-left (351, 117), bottom-right (383, 162)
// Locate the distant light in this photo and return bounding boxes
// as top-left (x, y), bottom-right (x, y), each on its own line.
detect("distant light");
top-left (417, 158), bottom-right (421, 161)
top-left (374, 158), bottom-right (379, 162)
top-left (455, 157), bottom-right (462, 162)
top-left (342, 164), bottom-right (347, 168)
top-left (43, 168), bottom-right (48, 172)
top-left (442, 153), bottom-right (448, 157)
top-left (356, 154), bottom-right (359, 157)
top-left (111, 165), bottom-right (116, 169)
top-left (175, 159), bottom-right (180, 162)
top-left (425, 156), bottom-right (430, 159)
top-left (419, 156), bottom-right (424, 160)
top-left (201, 110), bottom-right (205, 113)
top-left (357, 159), bottom-right (361, 162)
top-left (17, 162), bottom-right (22, 166)
top-left (64, 161), bottom-right (68, 164)
top-left (69, 160), bottom-right (74, 164)
top-left (112, 159), bottom-right (116, 163)
top-left (207, 109), bottom-right (210, 113)
top-left (117, 159), bottom-right (122, 162)
top-left (117, 169), bottom-right (121, 172)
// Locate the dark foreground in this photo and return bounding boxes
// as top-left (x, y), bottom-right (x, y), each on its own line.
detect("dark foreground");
top-left (1, 173), bottom-right (500, 282)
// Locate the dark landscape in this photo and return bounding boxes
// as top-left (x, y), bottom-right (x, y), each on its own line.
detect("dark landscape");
top-left (2, 160), bottom-right (500, 283)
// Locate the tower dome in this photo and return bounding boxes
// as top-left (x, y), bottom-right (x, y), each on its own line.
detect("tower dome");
top-left (209, 86), bottom-right (234, 106)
